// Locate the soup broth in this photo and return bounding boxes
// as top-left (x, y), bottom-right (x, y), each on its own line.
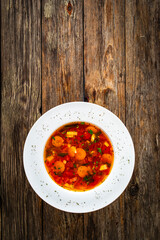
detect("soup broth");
top-left (44, 122), bottom-right (114, 191)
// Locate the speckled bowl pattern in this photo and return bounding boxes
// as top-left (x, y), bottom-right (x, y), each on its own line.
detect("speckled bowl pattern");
top-left (23, 102), bottom-right (135, 213)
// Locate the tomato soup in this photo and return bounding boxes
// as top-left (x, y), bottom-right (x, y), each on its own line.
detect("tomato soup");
top-left (44, 122), bottom-right (114, 191)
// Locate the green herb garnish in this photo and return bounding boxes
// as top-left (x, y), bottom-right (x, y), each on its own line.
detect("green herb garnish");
top-left (80, 122), bottom-right (85, 125)
top-left (58, 153), bottom-right (68, 157)
top-left (83, 175), bottom-right (94, 184)
top-left (83, 176), bottom-right (90, 181)
top-left (63, 123), bottom-right (78, 129)
top-left (85, 147), bottom-right (89, 152)
top-left (83, 163), bottom-right (90, 166)
top-left (52, 136), bottom-right (55, 140)
top-left (96, 131), bottom-right (102, 136)
top-left (97, 148), bottom-right (102, 153)
top-left (80, 135), bottom-right (84, 137)
top-left (73, 163), bottom-right (77, 168)
top-left (88, 130), bottom-right (93, 135)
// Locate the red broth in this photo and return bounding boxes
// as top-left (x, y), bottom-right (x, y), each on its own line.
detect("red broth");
top-left (44, 122), bottom-right (114, 191)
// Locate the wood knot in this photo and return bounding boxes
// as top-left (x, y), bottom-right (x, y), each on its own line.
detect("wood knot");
top-left (129, 184), bottom-right (139, 196)
top-left (104, 88), bottom-right (114, 105)
top-left (67, 1), bottom-right (72, 15)
top-left (20, 96), bottom-right (27, 103)
top-left (106, 45), bottom-right (113, 55)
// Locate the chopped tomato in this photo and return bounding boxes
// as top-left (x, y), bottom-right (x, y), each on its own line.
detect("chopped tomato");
top-left (83, 132), bottom-right (91, 140)
top-left (64, 155), bottom-right (70, 161)
top-left (66, 161), bottom-right (74, 168)
top-left (65, 171), bottom-right (75, 178)
top-left (101, 145), bottom-right (110, 154)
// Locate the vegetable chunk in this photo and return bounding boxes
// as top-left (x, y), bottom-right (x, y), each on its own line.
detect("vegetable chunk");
top-left (100, 164), bottom-right (108, 171)
top-left (68, 146), bottom-right (77, 157)
top-left (102, 154), bottom-right (112, 164)
top-left (75, 148), bottom-right (86, 160)
top-left (53, 161), bottom-right (65, 174)
top-left (52, 136), bottom-right (64, 147)
top-left (77, 166), bottom-right (90, 178)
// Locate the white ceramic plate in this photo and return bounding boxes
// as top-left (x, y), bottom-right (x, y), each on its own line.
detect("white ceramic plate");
top-left (23, 102), bottom-right (135, 213)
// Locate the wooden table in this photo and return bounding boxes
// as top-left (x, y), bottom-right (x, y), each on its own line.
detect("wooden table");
top-left (1, 0), bottom-right (160, 239)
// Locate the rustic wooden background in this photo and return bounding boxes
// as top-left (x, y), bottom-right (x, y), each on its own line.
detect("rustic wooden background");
top-left (1, 0), bottom-right (160, 239)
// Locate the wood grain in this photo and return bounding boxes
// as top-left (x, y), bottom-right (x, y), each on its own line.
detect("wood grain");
top-left (42, 0), bottom-right (84, 112)
top-left (1, 0), bottom-right (42, 239)
top-left (125, 0), bottom-right (160, 239)
top-left (42, 1), bottom-right (84, 239)
top-left (84, 0), bottom-right (126, 239)
top-left (84, 0), bottom-right (126, 122)
top-left (1, 0), bottom-right (160, 239)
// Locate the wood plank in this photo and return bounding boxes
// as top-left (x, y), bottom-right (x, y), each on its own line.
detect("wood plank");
top-left (1, 0), bottom-right (42, 239)
top-left (125, 0), bottom-right (160, 239)
top-left (42, 0), bottom-right (84, 239)
top-left (42, 0), bottom-right (84, 112)
top-left (84, 0), bottom-right (126, 239)
top-left (84, 0), bottom-right (126, 122)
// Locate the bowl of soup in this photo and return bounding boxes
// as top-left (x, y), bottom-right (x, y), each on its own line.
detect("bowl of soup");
top-left (44, 122), bottom-right (114, 192)
top-left (23, 102), bottom-right (135, 213)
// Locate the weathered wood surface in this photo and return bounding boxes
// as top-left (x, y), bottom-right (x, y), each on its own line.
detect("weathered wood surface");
top-left (125, 1), bottom-right (160, 239)
top-left (1, 1), bottom-right (42, 240)
top-left (42, 1), bottom-right (84, 240)
top-left (1, 0), bottom-right (160, 240)
top-left (42, 0), bottom-right (84, 112)
top-left (84, 1), bottom-right (126, 239)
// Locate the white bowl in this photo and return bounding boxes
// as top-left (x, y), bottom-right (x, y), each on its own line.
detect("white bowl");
top-left (23, 102), bottom-right (135, 213)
